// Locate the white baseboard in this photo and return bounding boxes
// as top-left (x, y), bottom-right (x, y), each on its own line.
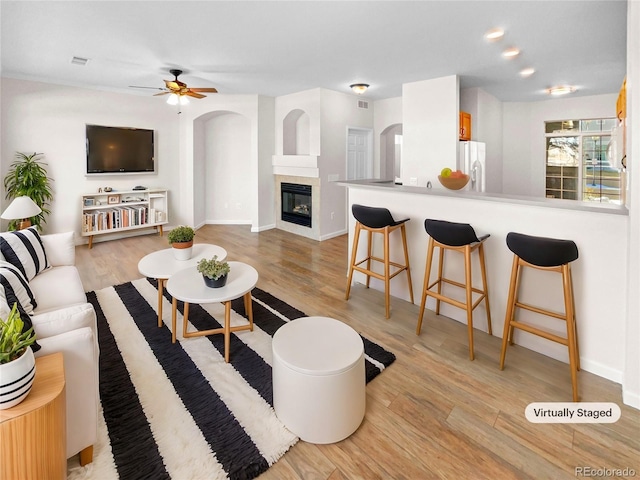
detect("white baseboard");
top-left (623, 388), bottom-right (640, 409)
top-left (320, 229), bottom-right (347, 241)
top-left (252, 224), bottom-right (276, 233)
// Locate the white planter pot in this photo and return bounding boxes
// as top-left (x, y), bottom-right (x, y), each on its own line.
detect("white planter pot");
top-left (172, 245), bottom-right (193, 261)
top-left (0, 347), bottom-right (36, 410)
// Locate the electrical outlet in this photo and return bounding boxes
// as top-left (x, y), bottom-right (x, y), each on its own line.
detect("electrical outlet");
top-left (409, 177), bottom-right (418, 186)
top-left (328, 174), bottom-right (339, 182)
top-left (331, 212), bottom-right (335, 220)
top-left (236, 203), bottom-right (242, 210)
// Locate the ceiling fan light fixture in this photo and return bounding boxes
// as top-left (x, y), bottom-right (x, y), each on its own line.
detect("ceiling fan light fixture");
top-left (350, 83), bottom-right (369, 95)
top-left (179, 95), bottom-right (189, 105)
top-left (547, 85), bottom-right (576, 96)
top-left (167, 93), bottom-right (179, 105)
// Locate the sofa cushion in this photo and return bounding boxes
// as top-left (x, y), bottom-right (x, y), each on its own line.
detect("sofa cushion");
top-left (31, 303), bottom-right (96, 340)
top-left (0, 227), bottom-right (49, 280)
top-left (41, 231), bottom-right (75, 267)
top-left (30, 266), bottom-right (87, 314)
top-left (0, 261), bottom-right (37, 314)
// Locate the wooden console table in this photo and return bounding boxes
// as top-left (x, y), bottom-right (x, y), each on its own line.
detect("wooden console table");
top-left (0, 352), bottom-right (67, 480)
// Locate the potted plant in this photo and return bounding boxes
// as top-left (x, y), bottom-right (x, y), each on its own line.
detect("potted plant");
top-left (0, 303), bottom-right (38, 409)
top-left (197, 255), bottom-right (230, 288)
top-left (3, 152), bottom-right (54, 231)
top-left (168, 225), bottom-right (195, 260)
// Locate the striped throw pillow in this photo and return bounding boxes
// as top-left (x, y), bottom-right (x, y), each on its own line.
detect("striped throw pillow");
top-left (0, 263), bottom-right (40, 352)
top-left (0, 262), bottom-right (37, 314)
top-left (0, 227), bottom-right (49, 281)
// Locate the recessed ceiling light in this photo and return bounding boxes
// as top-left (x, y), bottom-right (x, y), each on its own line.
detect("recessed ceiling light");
top-left (485, 28), bottom-right (504, 40)
top-left (502, 47), bottom-right (520, 58)
top-left (520, 67), bottom-right (535, 77)
top-left (547, 85), bottom-right (577, 96)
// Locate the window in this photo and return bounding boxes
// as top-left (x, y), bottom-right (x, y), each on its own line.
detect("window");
top-left (545, 118), bottom-right (620, 204)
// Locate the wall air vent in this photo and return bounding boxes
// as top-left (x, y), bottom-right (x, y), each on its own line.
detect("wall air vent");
top-left (357, 100), bottom-right (369, 109)
top-left (71, 56), bottom-right (89, 66)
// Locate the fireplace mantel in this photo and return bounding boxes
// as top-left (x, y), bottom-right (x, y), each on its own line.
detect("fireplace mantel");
top-left (272, 155), bottom-right (319, 178)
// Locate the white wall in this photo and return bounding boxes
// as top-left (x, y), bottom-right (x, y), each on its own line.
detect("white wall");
top-left (461, 87), bottom-right (504, 193)
top-left (623, 0), bottom-right (639, 408)
top-left (0, 78), bottom-right (180, 238)
top-left (319, 88), bottom-right (374, 239)
top-left (179, 95), bottom-right (267, 232)
top-left (204, 113), bottom-right (252, 224)
top-left (274, 89), bottom-right (321, 156)
top-left (257, 95), bottom-right (276, 231)
top-left (502, 93), bottom-right (618, 197)
top-left (373, 96), bottom-right (403, 179)
top-left (402, 75), bottom-right (459, 187)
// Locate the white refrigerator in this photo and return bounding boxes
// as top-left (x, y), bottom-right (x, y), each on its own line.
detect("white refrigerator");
top-left (459, 141), bottom-right (486, 192)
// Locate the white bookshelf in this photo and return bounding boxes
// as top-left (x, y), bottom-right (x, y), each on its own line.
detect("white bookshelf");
top-left (81, 188), bottom-right (168, 248)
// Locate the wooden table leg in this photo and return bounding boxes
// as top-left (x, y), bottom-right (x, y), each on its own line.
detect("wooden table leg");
top-left (182, 302), bottom-right (190, 340)
top-left (224, 301), bottom-right (232, 363)
top-left (172, 297), bottom-right (178, 343)
top-left (244, 292), bottom-right (254, 331)
top-left (157, 279), bottom-right (164, 328)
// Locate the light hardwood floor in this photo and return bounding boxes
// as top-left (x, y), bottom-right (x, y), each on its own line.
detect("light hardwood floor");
top-left (76, 225), bottom-right (640, 480)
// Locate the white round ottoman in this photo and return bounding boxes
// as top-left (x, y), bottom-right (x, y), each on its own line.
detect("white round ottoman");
top-left (272, 316), bottom-right (365, 444)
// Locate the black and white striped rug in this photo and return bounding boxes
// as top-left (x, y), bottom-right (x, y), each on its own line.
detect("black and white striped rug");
top-left (68, 277), bottom-right (395, 480)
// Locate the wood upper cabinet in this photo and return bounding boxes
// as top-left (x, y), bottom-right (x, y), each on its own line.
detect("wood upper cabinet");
top-left (460, 111), bottom-right (471, 140)
top-left (616, 77), bottom-right (626, 120)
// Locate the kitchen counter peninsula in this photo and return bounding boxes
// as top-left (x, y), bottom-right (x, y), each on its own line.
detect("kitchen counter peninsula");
top-left (339, 179), bottom-right (628, 386)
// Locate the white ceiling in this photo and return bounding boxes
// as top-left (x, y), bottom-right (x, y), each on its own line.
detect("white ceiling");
top-left (0, 1), bottom-right (628, 102)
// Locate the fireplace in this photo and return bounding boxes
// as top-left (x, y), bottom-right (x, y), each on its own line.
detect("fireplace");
top-left (281, 183), bottom-right (312, 227)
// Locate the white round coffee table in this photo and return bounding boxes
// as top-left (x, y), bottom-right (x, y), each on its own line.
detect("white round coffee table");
top-left (165, 261), bottom-right (258, 362)
top-left (138, 243), bottom-right (227, 328)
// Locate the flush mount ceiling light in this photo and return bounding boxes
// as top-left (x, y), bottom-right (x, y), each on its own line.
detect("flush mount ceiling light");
top-left (484, 28), bottom-right (504, 40)
top-left (502, 47), bottom-right (520, 58)
top-left (520, 67), bottom-right (535, 77)
top-left (546, 85), bottom-right (577, 96)
top-left (350, 83), bottom-right (369, 94)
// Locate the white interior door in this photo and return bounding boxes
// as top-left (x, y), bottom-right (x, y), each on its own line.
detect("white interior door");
top-left (347, 129), bottom-right (373, 180)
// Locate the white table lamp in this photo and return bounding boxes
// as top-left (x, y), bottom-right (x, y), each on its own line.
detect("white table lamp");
top-left (1, 196), bottom-right (42, 230)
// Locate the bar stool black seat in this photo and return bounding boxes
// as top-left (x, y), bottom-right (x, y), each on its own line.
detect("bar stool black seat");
top-left (345, 204), bottom-right (414, 318)
top-left (416, 219), bottom-right (492, 360)
top-left (499, 232), bottom-right (581, 401)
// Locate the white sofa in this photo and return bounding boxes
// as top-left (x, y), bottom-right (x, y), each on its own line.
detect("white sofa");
top-left (1, 231), bottom-right (99, 464)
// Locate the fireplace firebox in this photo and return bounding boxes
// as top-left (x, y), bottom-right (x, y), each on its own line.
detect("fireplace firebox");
top-left (281, 183), bottom-right (312, 227)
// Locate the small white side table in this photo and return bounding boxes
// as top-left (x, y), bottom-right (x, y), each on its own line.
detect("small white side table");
top-left (166, 261), bottom-right (258, 362)
top-left (138, 243), bottom-right (227, 328)
top-left (272, 316), bottom-right (365, 444)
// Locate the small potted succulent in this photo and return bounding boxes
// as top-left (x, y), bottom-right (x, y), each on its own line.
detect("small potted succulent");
top-left (197, 255), bottom-right (230, 288)
top-left (168, 225), bottom-right (195, 260)
top-left (0, 303), bottom-right (38, 409)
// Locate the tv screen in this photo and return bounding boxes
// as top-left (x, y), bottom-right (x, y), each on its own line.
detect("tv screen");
top-left (86, 125), bottom-right (155, 174)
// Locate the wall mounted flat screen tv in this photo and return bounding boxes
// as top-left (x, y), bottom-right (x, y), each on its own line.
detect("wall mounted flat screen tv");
top-left (86, 125), bottom-right (155, 174)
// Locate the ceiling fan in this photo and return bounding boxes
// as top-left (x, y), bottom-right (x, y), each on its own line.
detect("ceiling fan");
top-left (130, 69), bottom-right (218, 102)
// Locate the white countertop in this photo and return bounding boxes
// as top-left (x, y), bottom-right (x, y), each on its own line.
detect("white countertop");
top-left (338, 179), bottom-right (628, 216)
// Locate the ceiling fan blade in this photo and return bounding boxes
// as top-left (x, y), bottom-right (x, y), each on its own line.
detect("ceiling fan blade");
top-left (129, 85), bottom-right (165, 90)
top-left (189, 87), bottom-right (218, 93)
top-left (185, 91), bottom-right (206, 99)
top-left (153, 91), bottom-right (170, 96)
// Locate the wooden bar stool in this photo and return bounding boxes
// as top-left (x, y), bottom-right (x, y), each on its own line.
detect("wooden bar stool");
top-left (416, 219), bottom-right (492, 360)
top-left (499, 232), bottom-right (580, 401)
top-left (345, 204), bottom-right (413, 319)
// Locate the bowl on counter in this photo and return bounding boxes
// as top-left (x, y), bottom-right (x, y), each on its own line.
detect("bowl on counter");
top-left (438, 174), bottom-right (470, 190)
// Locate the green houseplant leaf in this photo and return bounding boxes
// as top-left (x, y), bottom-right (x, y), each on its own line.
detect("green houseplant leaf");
top-left (3, 152), bottom-right (54, 231)
top-left (0, 303), bottom-right (37, 364)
